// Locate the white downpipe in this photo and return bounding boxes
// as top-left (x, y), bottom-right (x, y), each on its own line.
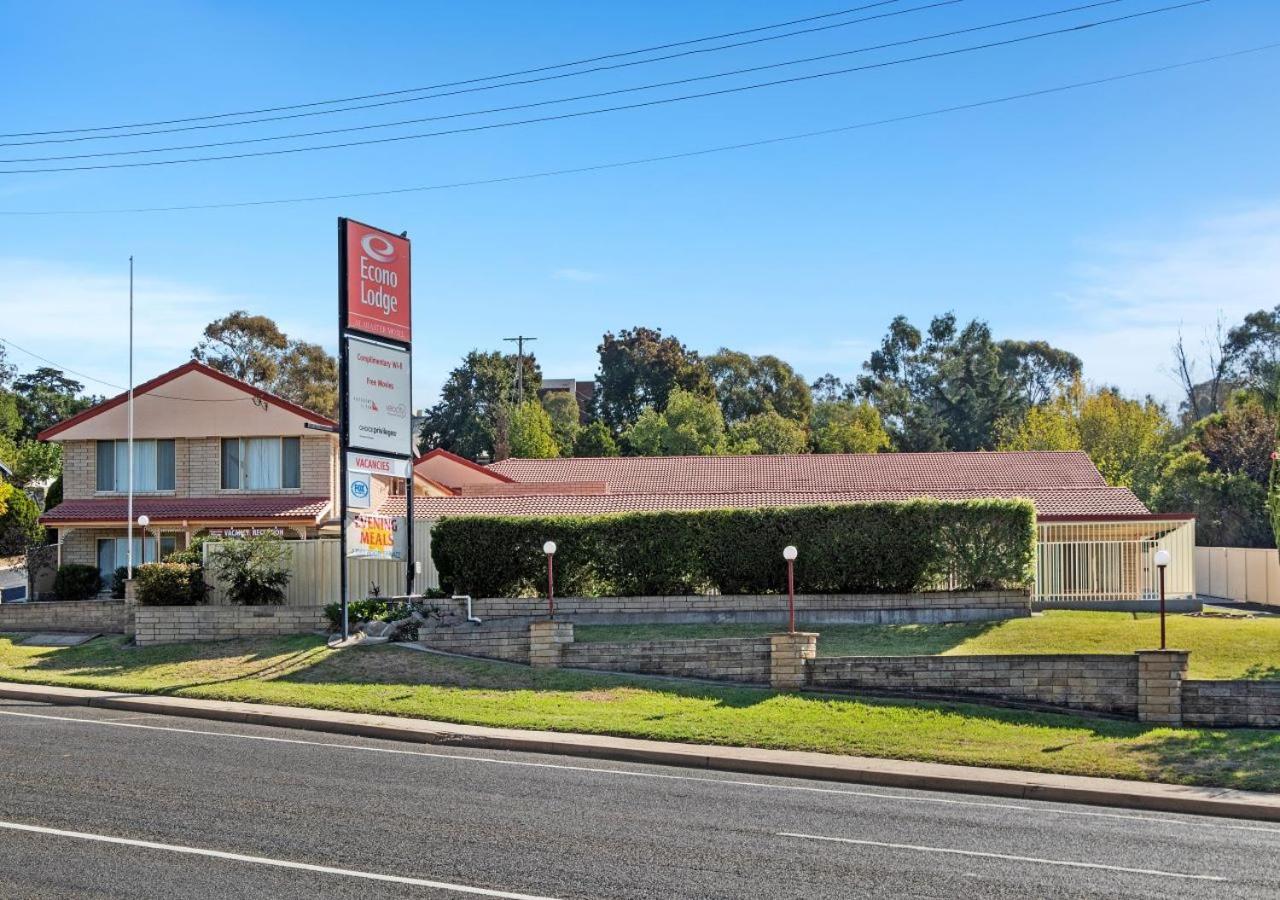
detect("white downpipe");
top-left (453, 594), bottom-right (481, 624)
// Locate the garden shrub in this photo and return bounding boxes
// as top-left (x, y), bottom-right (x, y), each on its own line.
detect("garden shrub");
top-left (431, 500), bottom-right (1036, 598)
top-left (135, 562), bottom-right (209, 606)
top-left (209, 535), bottom-right (291, 605)
top-left (53, 564), bottom-right (102, 601)
top-left (110, 566), bottom-right (129, 599)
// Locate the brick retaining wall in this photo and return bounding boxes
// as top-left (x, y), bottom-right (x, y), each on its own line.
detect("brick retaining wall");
top-left (808, 653), bottom-right (1141, 715)
top-left (416, 618), bottom-right (534, 663)
top-left (133, 605), bottom-right (328, 646)
top-left (1182, 679), bottom-right (1280, 727)
top-left (463, 591), bottom-right (1028, 626)
top-left (0, 600), bottom-right (128, 633)
top-left (562, 636), bottom-right (771, 683)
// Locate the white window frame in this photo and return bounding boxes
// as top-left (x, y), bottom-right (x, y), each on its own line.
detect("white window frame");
top-left (220, 437), bottom-right (301, 492)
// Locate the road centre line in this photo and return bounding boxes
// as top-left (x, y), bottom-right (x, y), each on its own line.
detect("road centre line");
top-left (2, 706), bottom-right (1277, 835)
top-left (0, 819), bottom-right (564, 899)
top-left (777, 832), bottom-right (1228, 882)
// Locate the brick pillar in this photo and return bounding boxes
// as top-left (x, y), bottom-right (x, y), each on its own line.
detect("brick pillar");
top-left (529, 620), bottom-right (574, 668)
top-left (1137, 650), bottom-right (1189, 725)
top-left (770, 632), bottom-right (818, 691)
top-left (123, 580), bottom-right (138, 638)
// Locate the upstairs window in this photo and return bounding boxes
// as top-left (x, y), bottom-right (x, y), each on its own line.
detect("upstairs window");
top-left (95, 440), bottom-right (175, 492)
top-left (221, 437), bottom-right (301, 490)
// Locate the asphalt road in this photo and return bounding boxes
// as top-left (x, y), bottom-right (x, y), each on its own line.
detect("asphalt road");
top-left (0, 699), bottom-right (1277, 899)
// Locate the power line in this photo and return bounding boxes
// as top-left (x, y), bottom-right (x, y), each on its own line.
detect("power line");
top-left (1, 0), bottom-right (1129, 164)
top-left (4, 41), bottom-right (1272, 217)
top-left (0, 1), bottom-right (916, 139)
top-left (0, 0), bottom-right (965, 148)
top-left (0, 336), bottom-right (256, 403)
top-left (0, 1), bottom-right (1208, 175)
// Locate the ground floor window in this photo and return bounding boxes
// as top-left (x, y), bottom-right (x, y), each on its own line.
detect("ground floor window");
top-left (96, 535), bottom-right (178, 586)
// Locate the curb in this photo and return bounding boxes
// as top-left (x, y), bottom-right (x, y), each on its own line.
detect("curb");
top-left (3, 680), bottom-right (1279, 822)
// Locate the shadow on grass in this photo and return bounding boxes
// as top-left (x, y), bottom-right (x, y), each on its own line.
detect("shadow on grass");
top-left (1137, 727), bottom-right (1280, 792)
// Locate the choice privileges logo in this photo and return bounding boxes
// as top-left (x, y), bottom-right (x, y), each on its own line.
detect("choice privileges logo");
top-left (345, 222), bottom-right (411, 343)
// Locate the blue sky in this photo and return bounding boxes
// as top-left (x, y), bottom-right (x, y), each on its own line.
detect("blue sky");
top-left (2, 0), bottom-right (1278, 410)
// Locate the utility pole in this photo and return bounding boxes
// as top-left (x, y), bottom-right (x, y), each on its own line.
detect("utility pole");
top-left (503, 335), bottom-right (537, 404)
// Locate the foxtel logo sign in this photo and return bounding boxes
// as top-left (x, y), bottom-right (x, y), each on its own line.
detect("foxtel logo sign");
top-left (344, 220), bottom-right (411, 344)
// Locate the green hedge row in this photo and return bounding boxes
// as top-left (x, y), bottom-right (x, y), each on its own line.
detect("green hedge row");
top-left (431, 500), bottom-right (1036, 598)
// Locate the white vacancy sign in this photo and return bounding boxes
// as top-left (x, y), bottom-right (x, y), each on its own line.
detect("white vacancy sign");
top-left (345, 336), bottom-right (412, 457)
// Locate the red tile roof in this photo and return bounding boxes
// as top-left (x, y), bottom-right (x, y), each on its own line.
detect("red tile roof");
top-left (486, 451), bottom-right (1113, 496)
top-left (40, 496), bottom-right (331, 526)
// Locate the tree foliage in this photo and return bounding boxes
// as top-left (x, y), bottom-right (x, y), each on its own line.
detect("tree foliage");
top-left (209, 535), bottom-right (291, 605)
top-left (418, 350), bottom-right (541, 459)
top-left (572, 421), bottom-right (620, 457)
top-left (809, 400), bottom-right (890, 454)
top-left (728, 411), bottom-right (809, 455)
top-left (10, 368), bottom-right (98, 441)
top-left (541, 391), bottom-right (581, 456)
top-left (595, 327), bottom-right (712, 433)
top-left (508, 402), bottom-right (559, 459)
top-left (624, 388), bottom-right (726, 456)
top-left (706, 349), bottom-right (811, 424)
top-left (0, 488), bottom-right (43, 554)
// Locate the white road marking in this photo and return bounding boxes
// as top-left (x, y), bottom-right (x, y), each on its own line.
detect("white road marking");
top-left (0, 819), bottom-right (564, 899)
top-left (2, 706), bottom-right (1277, 836)
top-left (778, 832), bottom-right (1229, 882)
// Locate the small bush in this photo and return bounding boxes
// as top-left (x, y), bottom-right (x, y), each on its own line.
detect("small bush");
top-left (135, 562), bottom-right (209, 606)
top-left (110, 566), bottom-right (129, 599)
top-left (209, 535), bottom-right (291, 606)
top-left (431, 500), bottom-right (1036, 598)
top-left (53, 564), bottom-right (102, 601)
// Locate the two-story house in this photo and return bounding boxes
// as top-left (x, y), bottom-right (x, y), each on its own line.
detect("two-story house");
top-left (38, 362), bottom-right (340, 586)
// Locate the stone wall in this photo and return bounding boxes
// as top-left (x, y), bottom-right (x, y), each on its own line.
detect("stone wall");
top-left (0, 599), bottom-right (128, 633)
top-left (416, 618), bottom-right (534, 663)
top-left (133, 604), bottom-right (327, 646)
top-left (1182, 679), bottom-right (1280, 728)
top-left (808, 653), bottom-right (1141, 715)
top-left (461, 590), bottom-right (1029, 626)
top-left (562, 636), bottom-right (772, 683)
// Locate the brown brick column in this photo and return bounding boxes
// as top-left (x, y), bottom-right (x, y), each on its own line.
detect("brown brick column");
top-left (1137, 650), bottom-right (1189, 725)
top-left (529, 621), bottom-right (574, 668)
top-left (770, 632), bottom-right (818, 691)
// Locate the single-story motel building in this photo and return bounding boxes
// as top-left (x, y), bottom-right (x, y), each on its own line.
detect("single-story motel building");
top-left (33, 362), bottom-right (1194, 606)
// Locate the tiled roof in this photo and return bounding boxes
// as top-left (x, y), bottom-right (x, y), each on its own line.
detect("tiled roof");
top-left (40, 496), bottom-right (331, 525)
top-left (384, 485), bottom-right (1151, 520)
top-left (486, 451), bottom-right (1112, 496)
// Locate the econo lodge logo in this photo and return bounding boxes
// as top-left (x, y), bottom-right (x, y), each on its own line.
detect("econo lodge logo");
top-left (360, 233), bottom-right (396, 263)
top-left (357, 234), bottom-right (401, 318)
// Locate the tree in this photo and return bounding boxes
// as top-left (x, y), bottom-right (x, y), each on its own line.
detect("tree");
top-left (4, 441), bottom-right (61, 489)
top-left (858, 314), bottom-right (1078, 452)
top-left (1172, 317), bottom-right (1234, 424)
top-left (418, 350), bottom-right (540, 459)
top-left (211, 535), bottom-right (291, 605)
top-left (706, 350), bottom-right (812, 424)
top-left (541, 391), bottom-right (581, 456)
top-left (572, 421), bottom-right (620, 457)
top-left (1225, 305), bottom-right (1280, 408)
top-left (0, 488), bottom-right (42, 555)
top-left (193, 311), bottom-right (289, 386)
top-left (809, 400), bottom-right (891, 453)
top-left (810, 373), bottom-right (855, 403)
top-left (595, 327), bottom-right (712, 433)
top-left (998, 381), bottom-right (1173, 505)
top-left (9, 368), bottom-right (96, 442)
top-left (274, 341), bottom-right (338, 419)
top-left (508, 402), bottom-right (559, 458)
top-left (624, 388), bottom-right (726, 456)
top-left (728, 411), bottom-right (809, 455)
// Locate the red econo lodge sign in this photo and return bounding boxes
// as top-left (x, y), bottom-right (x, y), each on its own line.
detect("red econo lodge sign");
top-left (343, 220), bottom-right (411, 344)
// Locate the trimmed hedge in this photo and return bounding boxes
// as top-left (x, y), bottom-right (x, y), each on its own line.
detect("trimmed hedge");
top-left (431, 500), bottom-right (1036, 598)
top-left (135, 563), bottom-right (209, 606)
top-left (53, 564), bottom-right (102, 601)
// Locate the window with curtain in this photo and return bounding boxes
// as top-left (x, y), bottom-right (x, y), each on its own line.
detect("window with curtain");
top-left (95, 440), bottom-right (175, 492)
top-left (220, 437), bottom-right (301, 490)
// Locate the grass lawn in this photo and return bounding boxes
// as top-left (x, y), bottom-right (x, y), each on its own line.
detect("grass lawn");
top-left (575, 609), bottom-right (1280, 679)
top-left (2, 632), bottom-right (1279, 793)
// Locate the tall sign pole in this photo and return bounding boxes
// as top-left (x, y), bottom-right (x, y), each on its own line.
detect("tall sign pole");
top-left (338, 218), bottom-right (414, 641)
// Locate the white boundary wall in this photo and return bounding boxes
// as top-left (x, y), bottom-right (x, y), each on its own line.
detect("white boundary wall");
top-left (1195, 546), bottom-right (1280, 607)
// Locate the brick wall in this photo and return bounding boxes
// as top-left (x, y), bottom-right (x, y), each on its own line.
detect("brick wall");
top-left (416, 618), bottom-right (534, 663)
top-left (1182, 680), bottom-right (1280, 728)
top-left (808, 653), bottom-right (1140, 715)
top-left (133, 604), bottom-right (328, 645)
top-left (562, 636), bottom-right (772, 683)
top-left (0, 600), bottom-right (128, 633)
top-left (464, 591), bottom-right (1029, 626)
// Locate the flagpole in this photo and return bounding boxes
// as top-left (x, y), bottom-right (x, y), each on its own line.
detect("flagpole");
top-left (126, 256), bottom-right (134, 579)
